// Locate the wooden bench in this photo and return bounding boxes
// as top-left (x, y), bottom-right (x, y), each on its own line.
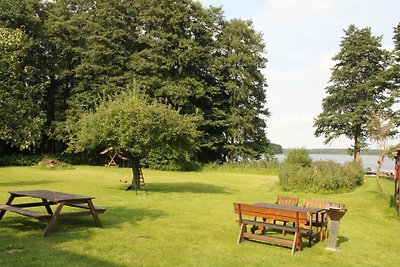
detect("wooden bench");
top-left (274, 196), bottom-right (299, 234)
top-left (276, 196), bottom-right (299, 206)
top-left (304, 199), bottom-right (329, 241)
top-left (66, 203), bottom-right (107, 214)
top-left (0, 204), bottom-right (52, 222)
top-left (233, 203), bottom-right (313, 255)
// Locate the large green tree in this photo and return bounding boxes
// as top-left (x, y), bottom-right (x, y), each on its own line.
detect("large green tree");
top-left (314, 25), bottom-right (395, 161)
top-left (0, 26), bottom-right (46, 151)
top-left (215, 19), bottom-right (269, 162)
top-left (68, 92), bottom-right (199, 190)
top-left (0, 0), bottom-right (271, 166)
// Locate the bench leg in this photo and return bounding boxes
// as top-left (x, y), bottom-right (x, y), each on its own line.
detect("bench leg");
top-left (87, 200), bottom-right (102, 227)
top-left (0, 195), bottom-right (15, 221)
top-left (42, 202), bottom-right (64, 237)
top-left (291, 232), bottom-right (298, 255)
top-left (237, 223), bottom-right (246, 243)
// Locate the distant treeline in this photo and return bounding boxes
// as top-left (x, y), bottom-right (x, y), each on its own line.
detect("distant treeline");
top-left (279, 148), bottom-right (384, 155)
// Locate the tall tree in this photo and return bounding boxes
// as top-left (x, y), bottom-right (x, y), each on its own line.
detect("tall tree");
top-left (314, 25), bottom-right (394, 161)
top-left (215, 19), bottom-right (269, 162)
top-left (0, 24), bottom-right (46, 151)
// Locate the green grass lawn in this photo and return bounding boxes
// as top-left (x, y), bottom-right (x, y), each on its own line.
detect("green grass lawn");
top-left (0, 166), bottom-right (399, 267)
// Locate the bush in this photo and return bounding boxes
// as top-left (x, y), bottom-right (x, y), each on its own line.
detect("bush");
top-left (279, 159), bottom-right (364, 193)
top-left (142, 150), bottom-right (200, 171)
top-left (284, 148), bottom-right (312, 167)
top-left (37, 158), bottom-right (73, 170)
top-left (202, 160), bottom-right (280, 175)
top-left (0, 154), bottom-right (42, 166)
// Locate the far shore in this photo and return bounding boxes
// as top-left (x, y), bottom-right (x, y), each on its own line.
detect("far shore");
top-left (280, 148), bottom-right (386, 156)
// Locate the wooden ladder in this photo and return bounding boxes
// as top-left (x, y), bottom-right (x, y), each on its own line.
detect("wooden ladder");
top-left (137, 167), bottom-right (148, 195)
top-left (127, 167), bottom-right (148, 195)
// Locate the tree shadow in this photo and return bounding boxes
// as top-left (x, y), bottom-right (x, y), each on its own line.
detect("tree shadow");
top-left (140, 182), bottom-right (231, 194)
top-left (0, 234), bottom-right (126, 267)
top-left (0, 180), bottom-right (59, 187)
top-left (389, 195), bottom-right (399, 215)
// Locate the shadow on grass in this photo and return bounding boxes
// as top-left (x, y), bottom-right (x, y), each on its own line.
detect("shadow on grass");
top-left (0, 234), bottom-right (126, 267)
top-left (0, 179), bottom-right (59, 187)
top-left (143, 182), bottom-right (231, 194)
top-left (337, 235), bottom-right (349, 246)
top-left (0, 206), bottom-right (164, 238)
top-left (389, 195), bottom-right (399, 215)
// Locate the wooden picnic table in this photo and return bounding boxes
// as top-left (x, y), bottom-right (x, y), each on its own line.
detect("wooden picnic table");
top-left (0, 190), bottom-right (105, 237)
top-left (254, 202), bottom-right (325, 229)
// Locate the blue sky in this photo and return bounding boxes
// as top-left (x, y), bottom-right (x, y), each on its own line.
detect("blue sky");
top-left (198, 0), bottom-right (400, 149)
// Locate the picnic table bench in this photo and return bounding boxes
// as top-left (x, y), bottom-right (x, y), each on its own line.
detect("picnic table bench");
top-left (0, 190), bottom-right (106, 237)
top-left (233, 202), bottom-right (323, 254)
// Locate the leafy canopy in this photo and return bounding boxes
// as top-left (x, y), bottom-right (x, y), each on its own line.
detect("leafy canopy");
top-left (68, 91), bottom-right (200, 162)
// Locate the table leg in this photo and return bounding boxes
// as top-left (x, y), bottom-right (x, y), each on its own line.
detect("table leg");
top-left (42, 202), bottom-right (64, 237)
top-left (87, 200), bottom-right (102, 227)
top-left (0, 195), bottom-right (15, 221)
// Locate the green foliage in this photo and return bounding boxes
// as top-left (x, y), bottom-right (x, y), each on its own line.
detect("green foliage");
top-left (314, 25), bottom-right (395, 160)
top-left (0, 154), bottom-right (41, 166)
top-left (67, 91), bottom-right (200, 166)
top-left (0, 26), bottom-right (46, 150)
top-left (202, 160), bottom-right (279, 175)
top-left (283, 148), bottom-right (312, 167)
top-left (143, 149), bottom-right (201, 171)
top-left (270, 143), bottom-right (283, 154)
top-left (216, 19), bottom-right (269, 161)
top-left (37, 158), bottom-right (72, 170)
top-left (0, 0), bottom-right (271, 165)
top-left (279, 160), bottom-right (364, 193)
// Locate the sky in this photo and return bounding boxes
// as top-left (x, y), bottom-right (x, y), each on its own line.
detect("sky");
top-left (198, 0), bottom-right (400, 149)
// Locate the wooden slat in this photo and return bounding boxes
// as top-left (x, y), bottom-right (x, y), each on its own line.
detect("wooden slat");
top-left (66, 203), bottom-right (106, 213)
top-left (277, 196), bottom-right (299, 206)
top-left (243, 232), bottom-right (294, 247)
top-left (10, 201), bottom-right (57, 208)
top-left (0, 205), bottom-right (51, 221)
top-left (234, 203), bottom-right (307, 224)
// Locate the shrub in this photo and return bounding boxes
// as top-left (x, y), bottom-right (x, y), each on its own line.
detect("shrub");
top-left (202, 160), bottom-right (280, 175)
top-left (0, 154), bottom-right (42, 166)
top-left (284, 148), bottom-right (312, 167)
top-left (37, 158), bottom-right (73, 170)
top-left (279, 159), bottom-right (364, 193)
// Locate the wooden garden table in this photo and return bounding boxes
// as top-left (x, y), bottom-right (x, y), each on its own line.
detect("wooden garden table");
top-left (0, 190), bottom-right (104, 237)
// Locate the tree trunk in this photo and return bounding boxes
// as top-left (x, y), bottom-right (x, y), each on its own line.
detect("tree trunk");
top-left (375, 150), bottom-right (386, 197)
top-left (353, 135), bottom-right (361, 162)
top-left (130, 157), bottom-right (141, 191)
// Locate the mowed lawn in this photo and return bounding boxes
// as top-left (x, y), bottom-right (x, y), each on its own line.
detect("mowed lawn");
top-left (0, 166), bottom-right (399, 267)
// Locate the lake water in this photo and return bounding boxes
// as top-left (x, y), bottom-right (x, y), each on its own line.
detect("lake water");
top-left (275, 154), bottom-right (395, 173)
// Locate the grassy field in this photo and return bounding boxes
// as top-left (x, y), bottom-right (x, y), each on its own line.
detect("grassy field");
top-left (0, 165), bottom-right (399, 267)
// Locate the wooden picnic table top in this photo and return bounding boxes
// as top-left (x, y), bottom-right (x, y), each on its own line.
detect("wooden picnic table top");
top-left (253, 202), bottom-right (324, 214)
top-left (9, 190), bottom-right (95, 202)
